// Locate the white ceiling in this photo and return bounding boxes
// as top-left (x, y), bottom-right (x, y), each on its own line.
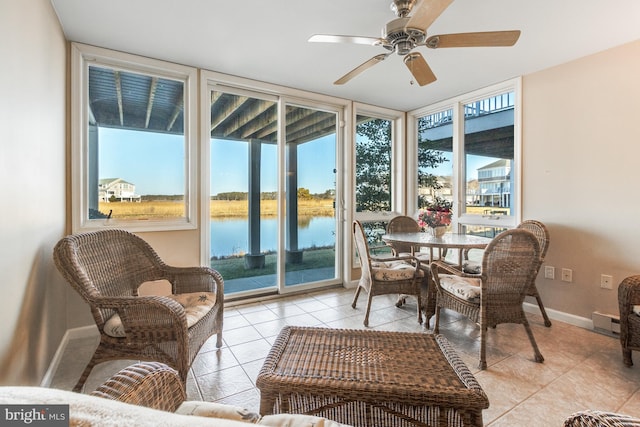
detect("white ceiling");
top-left (51, 0), bottom-right (640, 111)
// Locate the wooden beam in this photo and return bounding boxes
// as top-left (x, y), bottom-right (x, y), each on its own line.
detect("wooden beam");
top-left (145, 77), bottom-right (158, 129)
top-left (114, 71), bottom-right (124, 126)
top-left (223, 99), bottom-right (274, 138)
top-left (210, 94), bottom-right (249, 133)
top-left (166, 98), bottom-right (183, 132)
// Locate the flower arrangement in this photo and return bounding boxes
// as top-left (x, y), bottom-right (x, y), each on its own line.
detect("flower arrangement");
top-left (417, 197), bottom-right (453, 229)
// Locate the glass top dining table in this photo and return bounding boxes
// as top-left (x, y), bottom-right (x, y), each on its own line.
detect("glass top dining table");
top-left (381, 232), bottom-right (493, 268)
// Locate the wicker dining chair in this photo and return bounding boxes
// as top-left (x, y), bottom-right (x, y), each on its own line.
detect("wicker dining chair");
top-left (385, 215), bottom-right (438, 320)
top-left (385, 216), bottom-right (422, 256)
top-left (618, 275), bottom-right (640, 367)
top-left (53, 229), bottom-right (224, 392)
top-left (517, 220), bottom-right (552, 327)
top-left (385, 215), bottom-right (447, 260)
top-left (430, 228), bottom-right (543, 369)
top-left (461, 220), bottom-right (552, 327)
top-left (352, 220), bottom-right (423, 326)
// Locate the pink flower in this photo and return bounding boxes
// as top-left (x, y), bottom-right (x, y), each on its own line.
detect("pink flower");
top-left (418, 207), bottom-right (452, 229)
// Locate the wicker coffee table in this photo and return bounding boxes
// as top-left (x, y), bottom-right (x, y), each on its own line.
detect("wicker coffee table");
top-left (256, 326), bottom-right (489, 427)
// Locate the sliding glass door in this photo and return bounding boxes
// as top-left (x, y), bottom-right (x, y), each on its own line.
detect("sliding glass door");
top-left (283, 104), bottom-right (339, 288)
top-left (208, 88), bottom-right (278, 295)
top-left (206, 83), bottom-right (341, 297)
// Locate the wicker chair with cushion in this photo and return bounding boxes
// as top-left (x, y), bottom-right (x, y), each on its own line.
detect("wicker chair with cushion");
top-left (430, 228), bottom-right (544, 369)
top-left (352, 220), bottom-right (423, 327)
top-left (53, 229), bottom-right (224, 392)
top-left (461, 220), bottom-right (552, 327)
top-left (563, 410), bottom-right (640, 427)
top-left (385, 216), bottom-right (422, 257)
top-left (618, 275), bottom-right (640, 366)
top-left (385, 215), bottom-right (447, 261)
top-left (91, 361), bottom-right (187, 412)
top-left (385, 215), bottom-right (438, 321)
top-left (517, 220), bottom-right (553, 326)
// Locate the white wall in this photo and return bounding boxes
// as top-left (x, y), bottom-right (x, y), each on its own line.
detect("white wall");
top-left (0, 0), bottom-right (68, 384)
top-left (522, 39), bottom-right (640, 319)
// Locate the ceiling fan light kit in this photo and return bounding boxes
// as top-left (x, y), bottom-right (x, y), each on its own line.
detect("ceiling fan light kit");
top-left (309, 0), bottom-right (521, 86)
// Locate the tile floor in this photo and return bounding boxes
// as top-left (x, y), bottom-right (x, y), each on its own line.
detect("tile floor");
top-left (50, 287), bottom-right (640, 426)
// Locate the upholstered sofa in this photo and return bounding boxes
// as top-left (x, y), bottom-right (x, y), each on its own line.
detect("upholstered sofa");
top-left (0, 362), bottom-right (350, 427)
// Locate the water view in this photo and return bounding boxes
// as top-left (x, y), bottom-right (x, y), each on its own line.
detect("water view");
top-left (210, 216), bottom-right (336, 258)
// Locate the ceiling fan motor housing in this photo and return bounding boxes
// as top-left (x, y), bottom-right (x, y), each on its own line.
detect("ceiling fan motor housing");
top-left (383, 17), bottom-right (426, 55)
top-left (390, 0), bottom-right (417, 17)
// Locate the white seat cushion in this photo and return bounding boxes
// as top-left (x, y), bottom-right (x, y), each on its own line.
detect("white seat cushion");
top-left (104, 292), bottom-right (217, 338)
top-left (176, 401), bottom-right (260, 423)
top-left (438, 274), bottom-right (482, 302)
top-left (462, 260), bottom-right (482, 274)
top-left (371, 260), bottom-right (424, 281)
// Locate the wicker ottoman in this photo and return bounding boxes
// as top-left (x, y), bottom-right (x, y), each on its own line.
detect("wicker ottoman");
top-left (256, 326), bottom-right (489, 427)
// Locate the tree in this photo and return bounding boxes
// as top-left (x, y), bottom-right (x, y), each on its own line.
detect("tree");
top-left (355, 117), bottom-right (447, 212)
top-left (355, 118), bottom-right (392, 212)
top-left (417, 118), bottom-right (448, 208)
top-left (297, 187), bottom-right (312, 200)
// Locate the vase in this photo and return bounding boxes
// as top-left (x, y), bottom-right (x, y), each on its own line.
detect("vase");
top-left (429, 226), bottom-right (447, 238)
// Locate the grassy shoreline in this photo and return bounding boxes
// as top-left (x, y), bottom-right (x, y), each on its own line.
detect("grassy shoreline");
top-left (99, 199), bottom-right (507, 220)
top-left (98, 199), bottom-right (335, 219)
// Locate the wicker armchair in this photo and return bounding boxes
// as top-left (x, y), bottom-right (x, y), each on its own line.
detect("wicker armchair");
top-left (618, 275), bottom-right (640, 366)
top-left (352, 220), bottom-right (423, 326)
top-left (563, 410), bottom-right (640, 427)
top-left (430, 228), bottom-right (544, 369)
top-left (53, 229), bottom-right (224, 392)
top-left (462, 220), bottom-right (552, 327)
top-left (91, 361), bottom-right (187, 411)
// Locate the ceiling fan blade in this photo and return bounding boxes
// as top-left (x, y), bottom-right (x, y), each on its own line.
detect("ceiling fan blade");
top-left (404, 52), bottom-right (437, 86)
top-left (334, 54), bottom-right (389, 85)
top-left (405, 0), bottom-right (453, 32)
top-left (309, 34), bottom-right (384, 46)
top-left (426, 30), bottom-right (521, 48)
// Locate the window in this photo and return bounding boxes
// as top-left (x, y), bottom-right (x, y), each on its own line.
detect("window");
top-left (71, 43), bottom-right (197, 232)
top-left (353, 104), bottom-right (405, 251)
top-left (409, 79), bottom-right (521, 235)
top-left (415, 107), bottom-right (454, 210)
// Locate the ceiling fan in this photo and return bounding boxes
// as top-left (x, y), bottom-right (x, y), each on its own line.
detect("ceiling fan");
top-left (308, 0), bottom-right (521, 86)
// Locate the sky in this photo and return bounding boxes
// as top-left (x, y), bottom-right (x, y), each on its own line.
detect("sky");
top-left (99, 127), bottom-right (496, 196)
top-left (99, 128), bottom-right (185, 195)
top-left (98, 128), bottom-right (337, 196)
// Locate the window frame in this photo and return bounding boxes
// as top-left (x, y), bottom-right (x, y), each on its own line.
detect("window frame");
top-left (351, 102), bottom-right (406, 224)
top-left (70, 42), bottom-right (198, 233)
top-left (407, 78), bottom-right (522, 230)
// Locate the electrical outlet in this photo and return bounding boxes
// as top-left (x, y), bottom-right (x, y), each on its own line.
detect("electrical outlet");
top-left (601, 274), bottom-right (613, 289)
top-left (544, 266), bottom-right (555, 279)
top-left (561, 268), bottom-right (572, 282)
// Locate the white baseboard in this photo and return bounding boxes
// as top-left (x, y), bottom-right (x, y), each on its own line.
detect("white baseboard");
top-left (523, 301), bottom-right (594, 330)
top-left (41, 325), bottom-right (98, 387)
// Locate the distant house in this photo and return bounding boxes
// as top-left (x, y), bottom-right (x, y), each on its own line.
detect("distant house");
top-left (98, 178), bottom-right (141, 202)
top-left (476, 159), bottom-right (511, 207)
